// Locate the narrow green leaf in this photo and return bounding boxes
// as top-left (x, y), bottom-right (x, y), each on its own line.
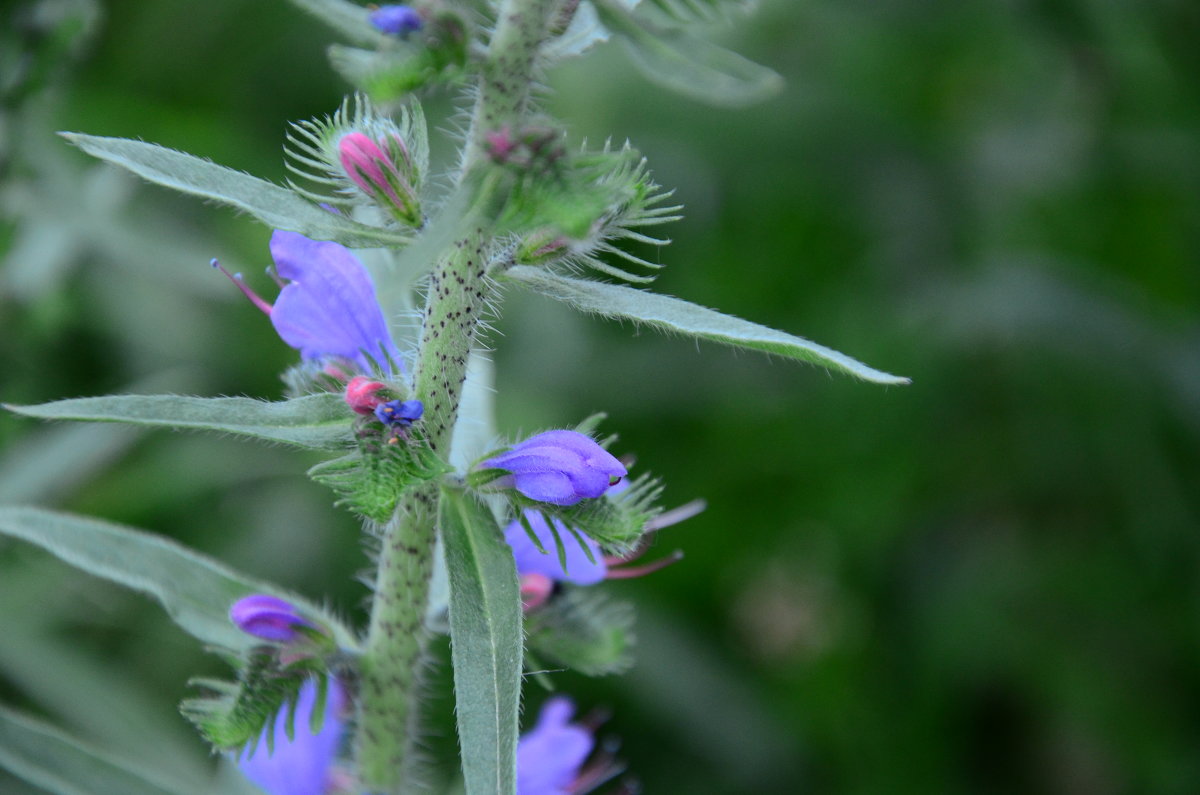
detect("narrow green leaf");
top-left (5, 393), bottom-right (354, 450)
top-left (60, 134), bottom-right (410, 248)
top-left (0, 706), bottom-right (195, 795)
top-left (285, 0), bottom-right (386, 47)
top-left (595, 0), bottom-right (782, 107)
top-left (505, 266), bottom-right (911, 384)
top-left (441, 489), bottom-right (522, 795)
top-left (0, 507), bottom-right (356, 653)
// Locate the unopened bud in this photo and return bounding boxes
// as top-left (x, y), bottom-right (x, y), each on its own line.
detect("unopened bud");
top-left (338, 131), bottom-right (422, 226)
top-left (230, 594), bottom-right (314, 643)
top-left (345, 375), bottom-right (389, 415)
top-left (369, 5), bottom-right (423, 36)
top-left (516, 228), bottom-right (571, 266)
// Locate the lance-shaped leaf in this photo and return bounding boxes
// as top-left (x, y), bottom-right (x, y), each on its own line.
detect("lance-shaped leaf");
top-left (441, 489), bottom-right (522, 795)
top-left (285, 0), bottom-right (386, 47)
top-left (60, 134), bottom-right (410, 248)
top-left (0, 507), bottom-right (356, 653)
top-left (505, 266), bottom-right (911, 384)
top-left (0, 706), bottom-right (196, 795)
top-left (593, 0), bottom-right (782, 107)
top-left (5, 393), bottom-right (354, 450)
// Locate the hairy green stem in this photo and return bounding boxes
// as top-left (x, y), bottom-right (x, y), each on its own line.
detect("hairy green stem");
top-left (463, 0), bottom-right (559, 169)
top-left (355, 1), bottom-right (557, 790)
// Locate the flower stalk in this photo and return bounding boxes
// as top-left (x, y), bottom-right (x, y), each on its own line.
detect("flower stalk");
top-left (355, 3), bottom-right (559, 789)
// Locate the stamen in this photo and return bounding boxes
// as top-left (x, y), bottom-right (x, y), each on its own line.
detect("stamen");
top-left (265, 264), bottom-right (287, 288)
top-left (605, 550), bottom-right (684, 580)
top-left (212, 258), bottom-right (273, 315)
top-left (569, 748), bottom-right (626, 795)
top-left (643, 498), bottom-right (706, 532)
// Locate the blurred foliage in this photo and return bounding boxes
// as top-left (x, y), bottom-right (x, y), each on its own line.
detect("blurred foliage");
top-left (1, 0), bottom-right (1198, 793)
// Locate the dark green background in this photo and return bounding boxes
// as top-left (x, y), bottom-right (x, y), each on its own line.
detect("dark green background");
top-left (2, 0), bottom-right (1198, 792)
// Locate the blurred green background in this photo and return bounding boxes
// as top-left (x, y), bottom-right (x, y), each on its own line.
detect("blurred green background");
top-left (2, 0), bottom-right (1199, 793)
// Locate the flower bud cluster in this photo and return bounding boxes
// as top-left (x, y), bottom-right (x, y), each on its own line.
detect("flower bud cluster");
top-left (285, 95), bottom-right (428, 228)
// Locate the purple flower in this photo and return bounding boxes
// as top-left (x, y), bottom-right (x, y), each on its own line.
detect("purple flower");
top-left (374, 398), bottom-right (424, 429)
top-left (270, 231), bottom-right (401, 372)
top-left (505, 511), bottom-right (606, 586)
top-left (237, 678), bottom-right (345, 795)
top-left (480, 431), bottom-right (626, 506)
top-left (368, 5), bottom-right (423, 36)
top-left (213, 231), bottom-right (401, 374)
top-left (517, 697), bottom-right (595, 795)
top-left (230, 595), bottom-right (313, 643)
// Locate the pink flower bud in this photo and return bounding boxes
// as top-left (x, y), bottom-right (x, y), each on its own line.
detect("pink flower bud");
top-left (338, 132), bottom-right (421, 226)
top-left (345, 375), bottom-right (388, 415)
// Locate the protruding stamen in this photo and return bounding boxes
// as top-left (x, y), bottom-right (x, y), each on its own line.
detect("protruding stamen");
top-left (643, 498), bottom-right (707, 533)
top-left (605, 550), bottom-right (684, 580)
top-left (569, 745), bottom-right (626, 795)
top-left (212, 258), bottom-right (273, 315)
top-left (265, 264), bottom-right (287, 288)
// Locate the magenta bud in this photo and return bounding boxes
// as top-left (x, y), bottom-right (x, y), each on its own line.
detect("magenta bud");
top-left (338, 131), bottom-right (421, 225)
top-left (519, 573), bottom-right (555, 612)
top-left (345, 375), bottom-right (388, 416)
top-left (230, 594), bottom-right (313, 643)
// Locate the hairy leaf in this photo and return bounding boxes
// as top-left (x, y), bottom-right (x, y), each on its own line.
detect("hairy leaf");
top-left (285, 0), bottom-right (386, 47)
top-left (0, 507), bottom-right (355, 653)
top-left (182, 655), bottom-right (329, 753)
top-left (5, 393), bottom-right (354, 450)
top-left (0, 707), bottom-right (195, 795)
top-left (441, 489), bottom-right (522, 795)
top-left (61, 134), bottom-right (410, 248)
top-left (308, 426), bottom-right (449, 522)
top-left (594, 0), bottom-right (781, 107)
top-left (505, 266), bottom-right (911, 384)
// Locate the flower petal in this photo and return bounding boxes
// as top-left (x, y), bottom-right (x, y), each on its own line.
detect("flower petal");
top-left (268, 230), bottom-right (400, 372)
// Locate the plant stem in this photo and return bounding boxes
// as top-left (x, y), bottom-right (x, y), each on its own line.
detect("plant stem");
top-left (356, 1), bottom-right (557, 791)
top-left (463, 0), bottom-right (559, 170)
top-left (355, 236), bottom-right (486, 792)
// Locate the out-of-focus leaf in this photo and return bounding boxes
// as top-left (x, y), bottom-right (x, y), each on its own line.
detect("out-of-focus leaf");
top-left (0, 706), bottom-right (196, 795)
top-left (60, 134), bottom-right (410, 248)
top-left (594, 0), bottom-right (781, 106)
top-left (285, 0), bottom-right (385, 47)
top-left (505, 266), bottom-right (910, 384)
top-left (327, 45), bottom-right (430, 102)
top-left (0, 423), bottom-right (140, 505)
top-left (527, 587), bottom-right (635, 675)
top-left (6, 393), bottom-right (355, 450)
top-left (441, 488), bottom-right (522, 795)
top-left (0, 507), bottom-right (356, 653)
top-left (544, 0), bottom-right (640, 60)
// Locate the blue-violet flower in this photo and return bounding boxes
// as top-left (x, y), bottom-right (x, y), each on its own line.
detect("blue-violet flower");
top-left (230, 594), bottom-right (313, 643)
top-left (375, 398), bottom-right (424, 430)
top-left (506, 511), bottom-right (606, 587)
top-left (214, 230), bottom-right (401, 374)
top-left (517, 697), bottom-right (595, 795)
top-left (368, 5), bottom-right (423, 36)
top-left (237, 678), bottom-right (346, 795)
top-left (480, 430), bottom-right (626, 506)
